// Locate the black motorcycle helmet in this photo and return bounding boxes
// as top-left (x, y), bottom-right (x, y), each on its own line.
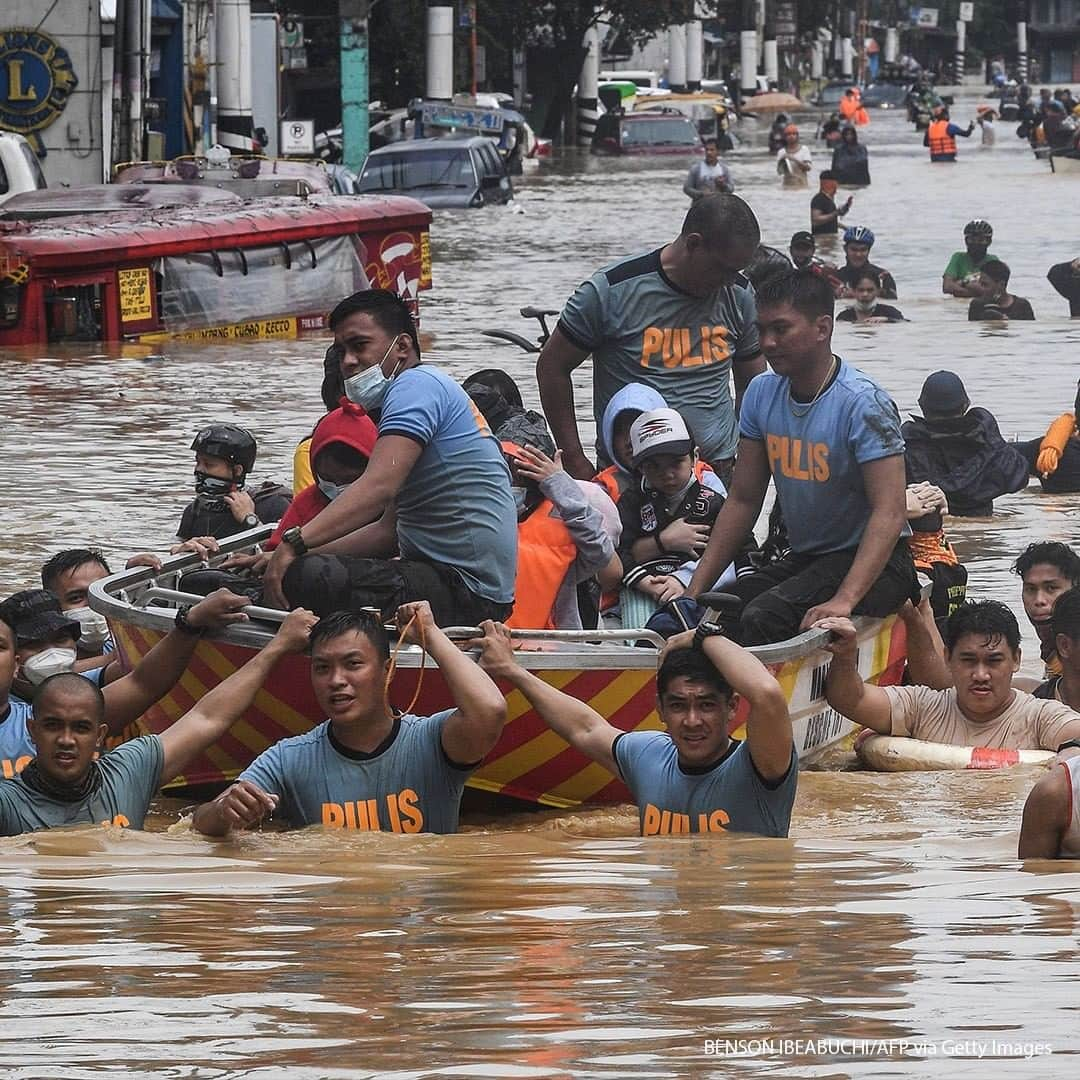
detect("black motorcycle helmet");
top-left (190, 424), bottom-right (258, 478)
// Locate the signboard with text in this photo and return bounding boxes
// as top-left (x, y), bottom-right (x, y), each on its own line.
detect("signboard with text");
top-left (910, 7), bottom-right (940, 28)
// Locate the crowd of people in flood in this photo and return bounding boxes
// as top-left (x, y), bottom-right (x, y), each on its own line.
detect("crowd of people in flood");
top-left (2, 181), bottom-right (1080, 857)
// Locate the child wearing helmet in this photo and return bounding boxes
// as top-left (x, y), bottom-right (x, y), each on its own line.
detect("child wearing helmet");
top-left (177, 424), bottom-right (292, 541)
top-left (942, 220), bottom-right (1000, 297)
top-left (835, 225), bottom-right (898, 299)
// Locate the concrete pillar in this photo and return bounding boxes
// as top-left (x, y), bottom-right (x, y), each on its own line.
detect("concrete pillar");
top-left (340, 0), bottom-right (369, 172)
top-left (577, 23), bottom-right (599, 146)
top-left (811, 41), bottom-right (823, 79)
top-left (841, 37), bottom-right (854, 78)
top-left (426, 5), bottom-right (454, 100)
top-left (216, 0), bottom-right (255, 152)
top-left (668, 24), bottom-right (687, 91)
top-left (1017, 22), bottom-right (1028, 82)
top-left (740, 29), bottom-right (758, 96)
top-left (955, 20), bottom-right (966, 84)
top-left (763, 39), bottom-right (778, 83)
top-left (885, 27), bottom-right (899, 64)
top-left (686, 20), bottom-right (703, 91)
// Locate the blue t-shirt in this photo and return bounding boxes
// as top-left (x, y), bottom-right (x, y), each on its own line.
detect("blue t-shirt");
top-left (614, 733), bottom-right (797, 837)
top-left (739, 359), bottom-right (905, 554)
top-left (379, 366), bottom-right (517, 605)
top-left (558, 249), bottom-right (761, 464)
top-left (238, 711), bottom-right (472, 834)
top-left (0, 697), bottom-right (34, 779)
top-left (0, 735), bottom-right (163, 836)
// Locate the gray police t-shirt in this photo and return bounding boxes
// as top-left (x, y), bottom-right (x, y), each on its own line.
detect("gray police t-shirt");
top-left (0, 735), bottom-right (164, 836)
top-left (238, 712), bottom-right (472, 834)
top-left (613, 732), bottom-right (797, 837)
top-left (558, 249), bottom-right (761, 463)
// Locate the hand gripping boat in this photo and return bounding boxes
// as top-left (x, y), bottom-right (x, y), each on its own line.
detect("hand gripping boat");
top-left (89, 528), bottom-right (912, 808)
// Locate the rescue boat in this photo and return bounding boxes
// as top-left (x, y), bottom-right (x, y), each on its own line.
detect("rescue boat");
top-left (89, 528), bottom-right (912, 808)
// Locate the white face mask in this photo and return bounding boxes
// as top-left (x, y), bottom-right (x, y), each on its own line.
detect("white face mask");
top-left (65, 606), bottom-right (110, 649)
top-left (855, 297), bottom-right (877, 313)
top-left (317, 477), bottom-right (349, 501)
top-left (22, 647), bottom-right (78, 686)
top-left (343, 335), bottom-right (404, 411)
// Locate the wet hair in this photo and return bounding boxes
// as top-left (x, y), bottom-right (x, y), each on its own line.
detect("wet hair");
top-left (754, 267), bottom-right (835, 321)
top-left (819, 169), bottom-right (836, 181)
top-left (852, 270), bottom-right (881, 290)
top-left (308, 610), bottom-right (391, 662)
top-left (982, 260), bottom-right (1011, 285)
top-left (842, 125), bottom-right (858, 141)
top-left (32, 671), bottom-right (106, 722)
top-left (1051, 589), bottom-right (1080, 642)
top-left (703, 136), bottom-right (719, 148)
top-left (944, 601), bottom-right (1021, 654)
top-left (322, 343), bottom-right (345, 411)
top-left (40, 549), bottom-right (111, 593)
top-left (680, 193), bottom-right (760, 250)
top-left (1013, 542), bottom-right (1080, 585)
top-left (327, 289), bottom-right (421, 358)
top-left (657, 647), bottom-right (732, 701)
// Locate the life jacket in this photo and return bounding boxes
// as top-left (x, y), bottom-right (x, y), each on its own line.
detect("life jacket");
top-left (928, 119), bottom-right (957, 158)
top-left (839, 96), bottom-right (859, 120)
top-left (593, 465), bottom-right (623, 504)
top-left (506, 499), bottom-right (579, 630)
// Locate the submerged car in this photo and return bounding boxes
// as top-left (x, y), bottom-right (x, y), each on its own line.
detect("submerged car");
top-left (356, 136), bottom-right (513, 208)
top-left (592, 108), bottom-right (703, 156)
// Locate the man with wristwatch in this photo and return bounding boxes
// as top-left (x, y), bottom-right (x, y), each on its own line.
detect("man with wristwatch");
top-left (475, 616), bottom-right (797, 837)
top-left (262, 290), bottom-right (517, 626)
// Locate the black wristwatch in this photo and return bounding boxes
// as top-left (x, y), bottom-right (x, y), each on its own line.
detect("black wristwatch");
top-left (693, 619), bottom-right (725, 651)
top-left (243, 513), bottom-right (260, 528)
top-left (175, 604), bottom-right (206, 637)
top-left (282, 526), bottom-right (308, 557)
top-left (1056, 738), bottom-right (1080, 754)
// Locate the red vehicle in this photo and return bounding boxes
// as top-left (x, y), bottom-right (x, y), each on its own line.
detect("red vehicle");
top-left (0, 194), bottom-right (431, 346)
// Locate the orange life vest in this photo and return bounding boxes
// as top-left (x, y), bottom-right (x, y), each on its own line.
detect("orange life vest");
top-left (593, 465), bottom-right (623, 504)
top-left (506, 499), bottom-right (579, 630)
top-left (928, 119), bottom-right (957, 158)
top-left (839, 96), bottom-right (859, 120)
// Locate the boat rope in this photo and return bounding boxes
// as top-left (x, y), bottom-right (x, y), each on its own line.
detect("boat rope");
top-left (385, 611), bottom-right (427, 719)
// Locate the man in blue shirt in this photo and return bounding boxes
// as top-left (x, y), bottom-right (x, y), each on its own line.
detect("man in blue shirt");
top-left (192, 601), bottom-right (506, 835)
top-left (686, 268), bottom-right (916, 644)
top-left (536, 194), bottom-right (764, 485)
top-left (476, 620), bottom-right (796, 837)
top-left (262, 289), bottom-right (517, 626)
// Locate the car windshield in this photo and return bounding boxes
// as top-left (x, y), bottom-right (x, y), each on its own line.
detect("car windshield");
top-left (621, 117), bottom-right (698, 146)
top-left (358, 148), bottom-right (475, 192)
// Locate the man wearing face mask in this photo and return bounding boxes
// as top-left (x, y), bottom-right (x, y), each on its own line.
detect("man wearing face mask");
top-left (40, 548), bottom-right (116, 669)
top-left (177, 425), bottom-right (292, 542)
top-left (0, 587), bottom-right (251, 778)
top-left (261, 289), bottom-right (517, 626)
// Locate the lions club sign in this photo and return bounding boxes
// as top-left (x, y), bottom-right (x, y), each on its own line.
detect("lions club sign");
top-left (0, 28), bottom-right (78, 149)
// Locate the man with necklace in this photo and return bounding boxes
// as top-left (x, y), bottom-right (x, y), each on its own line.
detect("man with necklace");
top-left (685, 269), bottom-right (917, 644)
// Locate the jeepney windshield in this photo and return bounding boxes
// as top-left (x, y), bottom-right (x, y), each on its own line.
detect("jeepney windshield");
top-left (358, 149), bottom-right (477, 192)
top-left (621, 117), bottom-right (700, 147)
top-left (156, 235), bottom-right (369, 332)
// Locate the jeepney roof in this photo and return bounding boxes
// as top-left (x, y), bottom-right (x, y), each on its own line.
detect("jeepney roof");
top-left (0, 195), bottom-right (431, 272)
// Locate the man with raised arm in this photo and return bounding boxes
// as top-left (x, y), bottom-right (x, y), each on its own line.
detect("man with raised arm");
top-left (536, 193), bottom-right (764, 485)
top-left (818, 601), bottom-right (1080, 751)
top-left (192, 601), bottom-right (505, 836)
top-left (684, 268), bottom-right (916, 645)
top-left (0, 609), bottom-right (317, 836)
top-left (476, 620), bottom-right (796, 837)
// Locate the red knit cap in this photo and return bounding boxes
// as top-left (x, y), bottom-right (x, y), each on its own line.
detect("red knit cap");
top-left (310, 400), bottom-right (378, 463)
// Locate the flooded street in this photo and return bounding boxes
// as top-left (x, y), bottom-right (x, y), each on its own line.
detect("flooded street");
top-left (2, 101), bottom-right (1080, 1076)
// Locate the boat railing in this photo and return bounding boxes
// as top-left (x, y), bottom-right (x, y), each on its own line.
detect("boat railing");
top-left (88, 524), bottom-right (884, 668)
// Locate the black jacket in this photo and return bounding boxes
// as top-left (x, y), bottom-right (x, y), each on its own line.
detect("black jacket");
top-left (902, 408), bottom-right (1029, 518)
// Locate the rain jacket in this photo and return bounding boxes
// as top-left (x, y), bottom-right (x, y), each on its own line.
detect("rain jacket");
top-left (902, 408), bottom-right (1029, 517)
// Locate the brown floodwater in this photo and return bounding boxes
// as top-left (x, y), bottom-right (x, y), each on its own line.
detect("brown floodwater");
top-left (1, 100), bottom-right (1079, 1076)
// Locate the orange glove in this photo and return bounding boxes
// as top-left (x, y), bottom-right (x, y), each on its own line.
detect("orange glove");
top-left (1037, 413), bottom-right (1076, 477)
top-left (1037, 445), bottom-right (1062, 477)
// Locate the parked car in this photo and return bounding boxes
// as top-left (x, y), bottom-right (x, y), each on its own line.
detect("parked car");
top-left (810, 82), bottom-right (857, 109)
top-left (860, 82), bottom-right (911, 109)
top-left (356, 136), bottom-right (513, 208)
top-left (591, 108), bottom-right (703, 156)
top-left (0, 132), bottom-right (47, 206)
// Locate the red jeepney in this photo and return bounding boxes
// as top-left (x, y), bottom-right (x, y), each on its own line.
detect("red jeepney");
top-left (0, 194), bottom-right (432, 346)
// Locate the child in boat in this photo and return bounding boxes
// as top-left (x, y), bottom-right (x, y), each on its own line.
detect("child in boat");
top-left (502, 441), bottom-right (622, 630)
top-left (177, 424), bottom-right (292, 542)
top-left (616, 408), bottom-right (753, 626)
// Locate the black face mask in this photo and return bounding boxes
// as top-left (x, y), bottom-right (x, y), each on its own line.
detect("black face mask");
top-left (194, 471), bottom-right (235, 510)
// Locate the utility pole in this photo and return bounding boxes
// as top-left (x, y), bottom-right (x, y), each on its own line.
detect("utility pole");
top-left (340, 0), bottom-right (370, 172)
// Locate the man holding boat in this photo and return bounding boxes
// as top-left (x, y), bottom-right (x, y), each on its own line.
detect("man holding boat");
top-left (192, 601), bottom-right (505, 836)
top-left (261, 289), bottom-right (517, 628)
top-left (819, 601), bottom-right (1080, 751)
top-left (0, 609), bottom-right (317, 836)
top-left (475, 619), bottom-right (797, 837)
